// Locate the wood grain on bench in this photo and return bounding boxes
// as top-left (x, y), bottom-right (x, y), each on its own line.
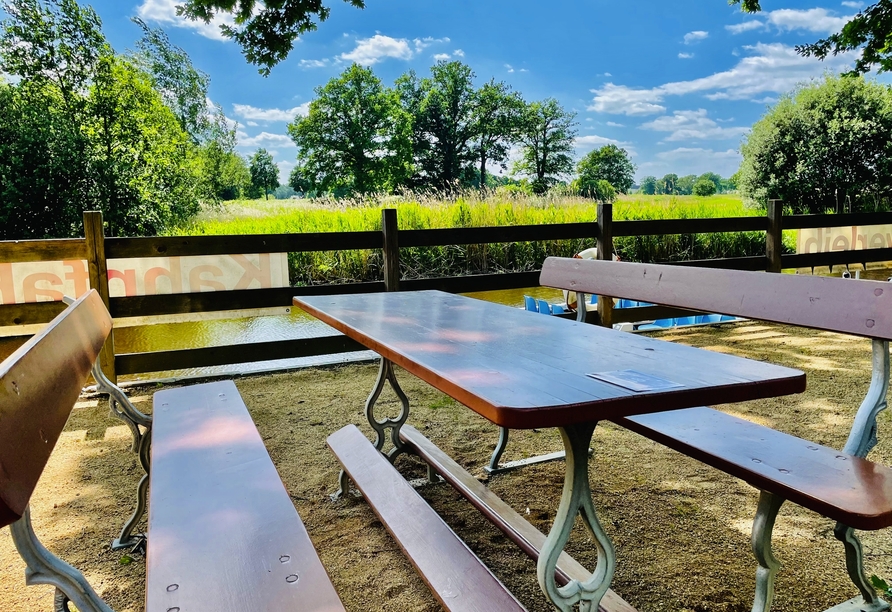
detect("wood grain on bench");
top-left (0, 290), bottom-right (110, 529)
top-left (327, 424), bottom-right (527, 612)
top-left (540, 257), bottom-right (892, 340)
top-left (146, 380), bottom-right (344, 612)
top-left (398, 424), bottom-right (637, 612)
top-left (620, 408), bottom-right (892, 530)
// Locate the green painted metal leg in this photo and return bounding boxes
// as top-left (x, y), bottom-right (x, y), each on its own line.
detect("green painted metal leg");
top-left (537, 422), bottom-right (615, 612)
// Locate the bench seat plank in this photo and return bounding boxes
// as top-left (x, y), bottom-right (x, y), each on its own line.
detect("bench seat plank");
top-left (146, 380), bottom-right (344, 612)
top-left (619, 407), bottom-right (892, 531)
top-left (398, 425), bottom-right (637, 612)
top-left (327, 424), bottom-right (526, 612)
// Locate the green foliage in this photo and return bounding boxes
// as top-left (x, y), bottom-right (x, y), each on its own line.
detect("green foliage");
top-left (693, 178), bottom-right (717, 196)
top-left (871, 575), bottom-right (892, 598)
top-left (640, 176), bottom-right (657, 195)
top-left (576, 144), bottom-right (635, 195)
top-left (289, 64), bottom-right (411, 195)
top-left (470, 79), bottom-right (525, 188)
top-left (732, 0), bottom-right (892, 75)
top-left (513, 98), bottom-right (577, 194)
top-left (177, 193), bottom-right (763, 284)
top-left (659, 173), bottom-right (679, 195)
top-left (177, 0), bottom-right (365, 76)
top-left (249, 148), bottom-right (279, 199)
top-left (0, 0), bottom-right (201, 238)
top-left (739, 75), bottom-right (892, 213)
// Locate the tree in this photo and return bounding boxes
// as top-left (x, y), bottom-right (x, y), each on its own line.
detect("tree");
top-left (513, 98), bottom-right (577, 194)
top-left (640, 176), bottom-right (657, 195)
top-left (289, 163), bottom-right (314, 195)
top-left (471, 79), bottom-right (525, 189)
top-left (177, 0), bottom-right (364, 76)
top-left (676, 174), bottom-right (696, 195)
top-left (288, 64), bottom-right (410, 195)
top-left (130, 17), bottom-right (215, 143)
top-left (698, 172), bottom-right (723, 193)
top-left (731, 0), bottom-right (892, 75)
top-left (659, 173), bottom-right (678, 195)
top-left (576, 144), bottom-right (635, 197)
top-left (410, 61), bottom-right (479, 191)
top-left (738, 75), bottom-right (892, 213)
top-left (250, 148), bottom-right (279, 199)
top-left (693, 178), bottom-right (717, 197)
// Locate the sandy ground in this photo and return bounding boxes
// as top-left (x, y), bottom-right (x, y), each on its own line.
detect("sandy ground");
top-left (2, 319), bottom-right (891, 612)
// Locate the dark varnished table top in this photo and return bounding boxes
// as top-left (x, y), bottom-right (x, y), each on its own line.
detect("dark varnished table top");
top-left (295, 291), bottom-right (805, 429)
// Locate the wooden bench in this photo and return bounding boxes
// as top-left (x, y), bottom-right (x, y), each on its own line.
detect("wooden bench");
top-left (540, 256), bottom-right (892, 612)
top-left (327, 424), bottom-right (527, 612)
top-left (1, 290), bottom-right (345, 612)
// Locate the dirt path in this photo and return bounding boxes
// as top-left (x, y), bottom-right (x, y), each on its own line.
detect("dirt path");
top-left (2, 320), bottom-right (891, 612)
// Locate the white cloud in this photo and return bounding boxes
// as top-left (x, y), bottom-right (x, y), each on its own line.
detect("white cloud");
top-left (683, 30), bottom-right (708, 44)
top-left (726, 20), bottom-right (766, 34)
top-left (588, 42), bottom-right (855, 115)
top-left (678, 52), bottom-right (694, 59)
top-left (299, 58), bottom-right (331, 69)
top-left (232, 103), bottom-right (309, 122)
top-left (137, 0), bottom-right (233, 41)
top-left (519, 68), bottom-right (529, 73)
top-left (588, 83), bottom-right (666, 116)
top-left (340, 34), bottom-right (414, 65)
top-left (640, 109), bottom-right (750, 141)
top-left (277, 160), bottom-right (295, 182)
top-left (606, 121), bottom-right (625, 127)
top-left (453, 49), bottom-right (465, 57)
top-left (433, 53), bottom-right (451, 61)
top-left (766, 8), bottom-right (850, 33)
top-left (246, 121), bottom-right (258, 127)
top-left (637, 147), bottom-right (741, 179)
top-left (841, 1), bottom-right (863, 7)
top-left (413, 36), bottom-right (449, 52)
top-left (505, 63), bottom-right (515, 73)
top-left (237, 131), bottom-right (296, 148)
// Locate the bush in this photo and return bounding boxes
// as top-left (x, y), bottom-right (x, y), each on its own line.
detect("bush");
top-left (693, 179), bottom-right (717, 197)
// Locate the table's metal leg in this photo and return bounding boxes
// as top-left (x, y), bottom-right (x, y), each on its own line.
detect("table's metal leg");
top-left (334, 358), bottom-right (411, 499)
top-left (10, 506), bottom-right (114, 612)
top-left (537, 422), bottom-right (615, 612)
top-left (487, 427), bottom-right (510, 472)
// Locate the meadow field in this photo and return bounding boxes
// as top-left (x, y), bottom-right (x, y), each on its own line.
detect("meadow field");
top-left (177, 192), bottom-right (777, 285)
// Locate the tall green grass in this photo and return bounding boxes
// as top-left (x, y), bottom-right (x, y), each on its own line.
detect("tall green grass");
top-left (177, 192), bottom-right (771, 285)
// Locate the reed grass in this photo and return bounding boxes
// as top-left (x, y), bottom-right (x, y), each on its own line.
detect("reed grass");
top-left (176, 192), bottom-right (775, 285)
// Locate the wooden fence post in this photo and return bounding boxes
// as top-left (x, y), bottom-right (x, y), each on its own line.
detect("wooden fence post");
top-left (597, 203), bottom-right (614, 327)
top-left (382, 208), bottom-right (400, 291)
top-left (84, 211), bottom-right (116, 382)
top-left (766, 200), bottom-right (783, 273)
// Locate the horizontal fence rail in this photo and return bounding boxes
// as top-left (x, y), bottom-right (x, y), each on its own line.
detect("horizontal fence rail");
top-left (2, 204), bottom-right (891, 380)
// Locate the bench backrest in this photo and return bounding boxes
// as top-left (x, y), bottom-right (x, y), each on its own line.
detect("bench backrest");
top-left (0, 290), bottom-right (111, 528)
top-left (540, 257), bottom-right (892, 340)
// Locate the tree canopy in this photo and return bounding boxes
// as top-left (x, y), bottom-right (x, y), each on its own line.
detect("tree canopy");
top-left (513, 98), bottom-right (577, 194)
top-left (576, 144), bottom-right (635, 196)
top-left (738, 75), bottom-right (892, 213)
top-left (732, 0), bottom-right (892, 74)
top-left (177, 0), bottom-right (365, 75)
top-left (249, 148), bottom-right (280, 199)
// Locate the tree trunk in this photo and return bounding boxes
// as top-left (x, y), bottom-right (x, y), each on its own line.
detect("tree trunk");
top-left (480, 155), bottom-right (487, 190)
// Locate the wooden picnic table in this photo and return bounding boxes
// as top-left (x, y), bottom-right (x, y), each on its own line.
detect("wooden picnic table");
top-left (295, 290), bottom-right (806, 611)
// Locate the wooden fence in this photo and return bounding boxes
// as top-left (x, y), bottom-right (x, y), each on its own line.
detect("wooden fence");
top-left (2, 204), bottom-right (892, 382)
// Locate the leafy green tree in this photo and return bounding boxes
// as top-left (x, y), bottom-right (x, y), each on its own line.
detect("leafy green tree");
top-left (693, 178), bottom-right (717, 196)
top-left (177, 0), bottom-right (364, 75)
top-left (411, 61), bottom-right (479, 191)
top-left (87, 56), bottom-right (199, 235)
top-left (288, 64), bottom-right (410, 195)
top-left (658, 173), bottom-right (679, 195)
top-left (738, 75), bottom-right (892, 213)
top-left (676, 174), bottom-right (696, 195)
top-left (513, 98), bottom-right (577, 194)
top-left (640, 176), bottom-right (657, 195)
top-left (249, 148), bottom-right (279, 199)
top-left (697, 172), bottom-right (723, 194)
top-left (732, 0), bottom-right (892, 74)
top-left (289, 163), bottom-right (314, 195)
top-left (576, 144), bottom-right (635, 196)
top-left (471, 79), bottom-right (525, 189)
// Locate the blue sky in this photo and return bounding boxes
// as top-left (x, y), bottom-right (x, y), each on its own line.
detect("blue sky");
top-left (83, 0), bottom-right (884, 183)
